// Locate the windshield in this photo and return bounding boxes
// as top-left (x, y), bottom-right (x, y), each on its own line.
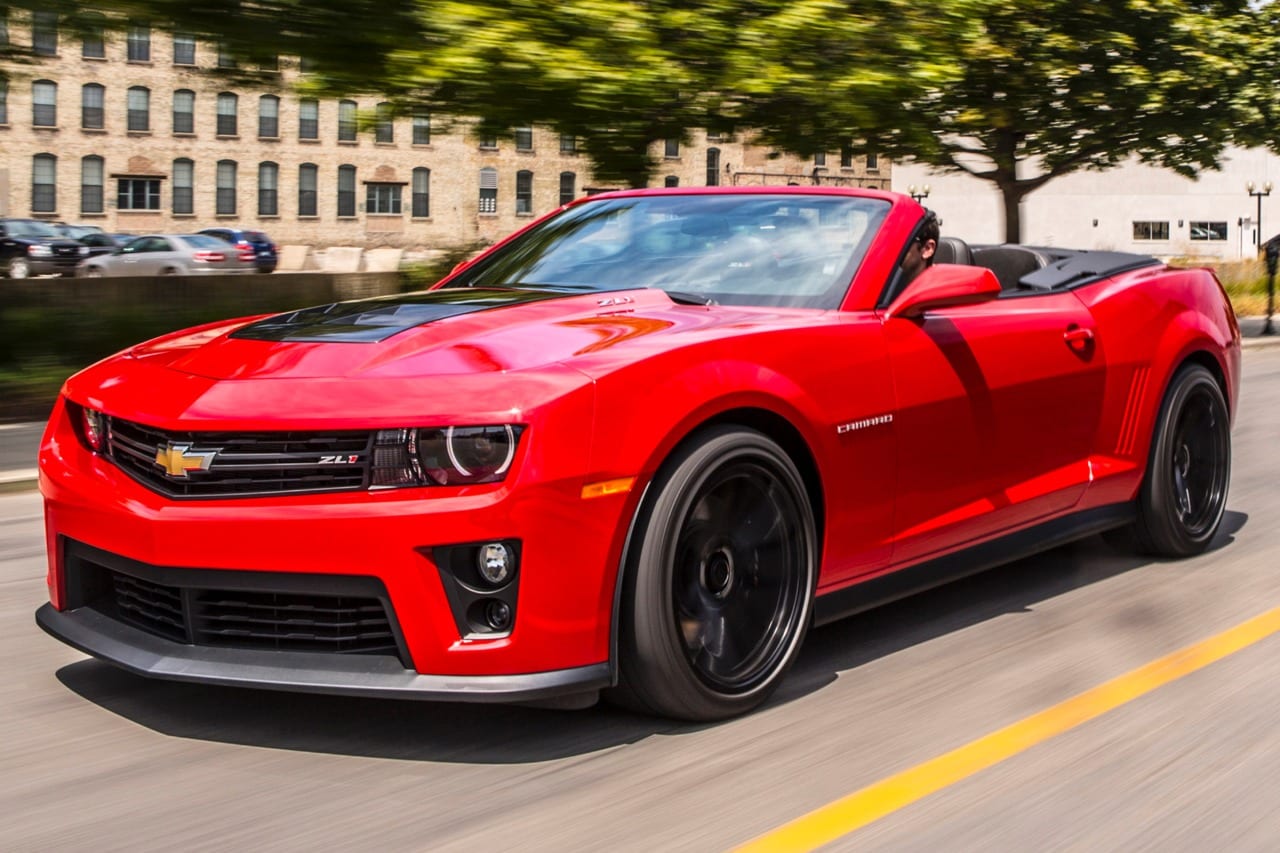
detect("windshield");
top-left (445, 193), bottom-right (890, 309)
top-left (6, 220), bottom-right (61, 239)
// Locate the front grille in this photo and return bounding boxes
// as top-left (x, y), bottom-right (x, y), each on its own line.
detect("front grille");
top-left (99, 568), bottom-right (401, 658)
top-left (107, 417), bottom-right (372, 498)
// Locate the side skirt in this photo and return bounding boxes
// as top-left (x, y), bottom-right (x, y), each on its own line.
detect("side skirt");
top-left (813, 503), bottom-right (1136, 627)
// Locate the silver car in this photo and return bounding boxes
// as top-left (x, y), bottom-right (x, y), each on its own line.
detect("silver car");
top-left (77, 234), bottom-right (256, 277)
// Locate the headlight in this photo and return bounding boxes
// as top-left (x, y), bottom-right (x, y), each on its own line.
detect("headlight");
top-left (79, 246), bottom-right (90, 256)
top-left (28, 244), bottom-right (53, 257)
top-left (371, 425), bottom-right (524, 488)
top-left (67, 401), bottom-right (107, 453)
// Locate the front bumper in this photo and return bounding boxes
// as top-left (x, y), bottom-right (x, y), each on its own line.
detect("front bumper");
top-left (38, 392), bottom-right (635, 700)
top-left (37, 603), bottom-right (611, 702)
top-left (30, 257), bottom-right (81, 276)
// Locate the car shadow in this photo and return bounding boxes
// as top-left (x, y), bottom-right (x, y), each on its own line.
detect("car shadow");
top-left (56, 510), bottom-right (1247, 764)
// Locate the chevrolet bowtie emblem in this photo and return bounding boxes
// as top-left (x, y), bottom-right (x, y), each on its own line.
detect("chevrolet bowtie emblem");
top-left (154, 442), bottom-right (218, 478)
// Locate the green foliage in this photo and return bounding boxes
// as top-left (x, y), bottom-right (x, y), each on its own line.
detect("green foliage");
top-left (5, 1), bottom-right (1269, 237)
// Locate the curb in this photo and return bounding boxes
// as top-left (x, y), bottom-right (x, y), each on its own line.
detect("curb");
top-left (0, 469), bottom-right (38, 494)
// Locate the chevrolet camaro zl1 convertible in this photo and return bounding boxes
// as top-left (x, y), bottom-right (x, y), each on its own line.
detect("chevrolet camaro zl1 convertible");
top-left (36, 188), bottom-right (1239, 721)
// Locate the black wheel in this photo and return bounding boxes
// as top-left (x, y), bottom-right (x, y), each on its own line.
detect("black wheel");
top-left (9, 257), bottom-right (31, 279)
top-left (613, 426), bottom-right (816, 721)
top-left (1126, 364), bottom-right (1230, 556)
top-left (160, 267), bottom-right (180, 276)
top-left (82, 266), bottom-right (105, 278)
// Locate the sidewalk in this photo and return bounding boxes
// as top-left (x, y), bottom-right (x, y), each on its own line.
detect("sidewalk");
top-left (3, 321), bottom-right (1278, 493)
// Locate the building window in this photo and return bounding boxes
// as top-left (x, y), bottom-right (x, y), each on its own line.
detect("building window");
top-left (479, 167), bottom-right (497, 213)
top-left (82, 15), bottom-right (105, 58)
top-left (516, 170), bottom-right (533, 214)
top-left (216, 160), bottom-right (237, 214)
top-left (0, 8), bottom-right (8, 47)
top-left (173, 34), bottom-right (196, 65)
top-left (173, 158), bottom-right (194, 214)
top-left (559, 172), bottom-right (575, 206)
top-left (127, 23), bottom-right (151, 62)
top-left (0, 80), bottom-right (7, 125)
top-left (366, 183), bottom-right (401, 214)
top-left (560, 134), bottom-right (577, 154)
top-left (33, 80), bottom-right (57, 127)
top-left (814, 152), bottom-right (826, 167)
top-left (127, 86), bottom-right (150, 132)
top-left (173, 89), bottom-right (194, 134)
top-left (258, 161), bottom-right (278, 216)
top-left (81, 83), bottom-right (104, 130)
top-left (866, 153), bottom-right (879, 171)
top-left (337, 164), bottom-right (356, 216)
top-left (515, 126), bottom-right (533, 152)
top-left (216, 92), bottom-right (238, 136)
top-left (664, 175), bottom-right (679, 188)
top-left (338, 100), bottom-right (357, 142)
top-left (298, 163), bottom-right (317, 216)
top-left (217, 45), bottom-right (237, 68)
top-left (706, 147), bottom-right (721, 187)
top-left (33, 154), bottom-right (57, 213)
top-left (32, 11), bottom-right (57, 56)
top-left (664, 138), bottom-right (680, 158)
top-left (412, 110), bottom-right (430, 145)
top-left (1132, 221), bottom-right (1170, 241)
top-left (375, 102), bottom-right (393, 143)
top-left (412, 168), bottom-right (430, 217)
top-left (258, 95), bottom-right (279, 138)
top-left (81, 156), bottom-right (104, 214)
top-left (298, 98), bottom-right (318, 140)
top-left (840, 146), bottom-right (853, 168)
top-left (259, 55), bottom-right (279, 72)
top-left (479, 131), bottom-right (498, 149)
top-left (1189, 221), bottom-right (1228, 241)
top-left (117, 177), bottom-right (161, 211)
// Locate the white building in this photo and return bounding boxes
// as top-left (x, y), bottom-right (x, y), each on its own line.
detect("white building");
top-left (893, 147), bottom-right (1280, 260)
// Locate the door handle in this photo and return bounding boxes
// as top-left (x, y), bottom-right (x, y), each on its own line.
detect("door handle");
top-left (1064, 325), bottom-right (1094, 350)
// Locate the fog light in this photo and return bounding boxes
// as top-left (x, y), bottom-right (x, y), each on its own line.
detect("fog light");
top-left (477, 542), bottom-right (512, 585)
top-left (483, 599), bottom-right (512, 631)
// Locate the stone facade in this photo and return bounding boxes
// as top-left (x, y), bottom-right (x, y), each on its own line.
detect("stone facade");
top-left (0, 11), bottom-right (890, 252)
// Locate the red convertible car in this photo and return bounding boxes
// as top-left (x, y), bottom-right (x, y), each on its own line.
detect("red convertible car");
top-left (36, 187), bottom-right (1239, 721)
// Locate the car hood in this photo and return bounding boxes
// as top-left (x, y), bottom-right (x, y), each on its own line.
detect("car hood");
top-left (120, 287), bottom-right (737, 381)
top-left (64, 287), bottom-right (816, 429)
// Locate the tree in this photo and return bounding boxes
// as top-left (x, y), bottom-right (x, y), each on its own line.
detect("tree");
top-left (732, 0), bottom-right (1261, 241)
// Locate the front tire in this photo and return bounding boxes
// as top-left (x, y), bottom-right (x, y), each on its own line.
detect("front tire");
top-left (1127, 364), bottom-right (1231, 556)
top-left (614, 427), bottom-right (816, 721)
top-left (9, 257), bottom-right (30, 279)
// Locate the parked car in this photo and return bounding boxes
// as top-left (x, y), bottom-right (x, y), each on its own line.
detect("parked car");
top-left (198, 227), bottom-right (278, 273)
top-left (0, 218), bottom-right (86, 278)
top-left (53, 223), bottom-right (107, 241)
top-left (36, 188), bottom-right (1239, 721)
top-left (76, 232), bottom-right (130, 259)
top-left (76, 234), bottom-right (256, 277)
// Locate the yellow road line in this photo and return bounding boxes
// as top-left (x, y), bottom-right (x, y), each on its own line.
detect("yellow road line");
top-left (735, 605), bottom-right (1280, 852)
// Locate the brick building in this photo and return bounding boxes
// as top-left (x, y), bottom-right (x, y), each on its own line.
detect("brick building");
top-left (0, 10), bottom-right (890, 251)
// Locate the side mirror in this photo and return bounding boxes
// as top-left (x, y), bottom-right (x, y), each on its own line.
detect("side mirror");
top-left (885, 264), bottom-right (1002, 320)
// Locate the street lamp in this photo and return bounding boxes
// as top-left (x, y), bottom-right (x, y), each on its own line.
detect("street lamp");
top-left (1246, 180), bottom-right (1273, 253)
top-left (907, 184), bottom-right (931, 204)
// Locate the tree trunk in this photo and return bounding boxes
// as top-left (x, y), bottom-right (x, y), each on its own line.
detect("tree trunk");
top-left (1001, 185), bottom-right (1023, 244)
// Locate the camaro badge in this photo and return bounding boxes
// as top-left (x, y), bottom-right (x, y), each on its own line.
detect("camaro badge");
top-left (154, 442), bottom-right (218, 478)
top-left (836, 414), bottom-right (894, 435)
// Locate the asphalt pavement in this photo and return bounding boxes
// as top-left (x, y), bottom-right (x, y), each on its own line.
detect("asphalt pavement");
top-left (2, 316), bottom-right (1277, 492)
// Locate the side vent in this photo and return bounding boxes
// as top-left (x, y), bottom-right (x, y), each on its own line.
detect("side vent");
top-left (1115, 366), bottom-right (1150, 457)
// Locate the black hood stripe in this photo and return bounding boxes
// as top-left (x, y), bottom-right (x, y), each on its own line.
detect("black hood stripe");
top-left (230, 288), bottom-right (574, 343)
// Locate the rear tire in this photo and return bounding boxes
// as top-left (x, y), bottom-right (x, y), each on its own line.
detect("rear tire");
top-left (82, 266), bottom-right (105, 278)
top-left (1124, 364), bottom-right (1230, 557)
top-left (612, 427), bottom-right (816, 721)
top-left (160, 267), bottom-right (180, 276)
top-left (9, 257), bottom-right (30, 279)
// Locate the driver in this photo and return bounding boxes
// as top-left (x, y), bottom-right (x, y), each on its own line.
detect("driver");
top-left (899, 210), bottom-right (939, 285)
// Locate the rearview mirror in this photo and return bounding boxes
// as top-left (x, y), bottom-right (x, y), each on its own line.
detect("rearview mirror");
top-left (885, 264), bottom-right (1001, 320)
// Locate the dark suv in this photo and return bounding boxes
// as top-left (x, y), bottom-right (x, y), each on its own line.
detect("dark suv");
top-left (0, 219), bottom-right (86, 278)
top-left (198, 227), bottom-right (278, 273)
